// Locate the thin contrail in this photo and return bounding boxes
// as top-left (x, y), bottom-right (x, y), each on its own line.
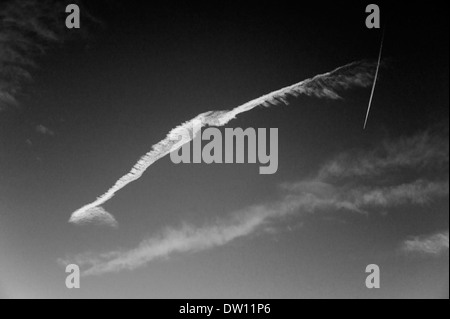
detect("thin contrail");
top-left (69, 60), bottom-right (377, 226)
top-left (363, 29), bottom-right (385, 130)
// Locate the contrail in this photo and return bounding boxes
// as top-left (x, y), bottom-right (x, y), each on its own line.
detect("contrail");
top-left (69, 60), bottom-right (377, 226)
top-left (363, 30), bottom-right (385, 130)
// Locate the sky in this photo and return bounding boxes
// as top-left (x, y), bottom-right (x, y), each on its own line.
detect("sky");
top-left (0, 1), bottom-right (448, 299)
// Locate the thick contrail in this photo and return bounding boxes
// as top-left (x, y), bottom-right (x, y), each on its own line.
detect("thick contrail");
top-left (69, 60), bottom-right (377, 226)
top-left (363, 30), bottom-right (385, 129)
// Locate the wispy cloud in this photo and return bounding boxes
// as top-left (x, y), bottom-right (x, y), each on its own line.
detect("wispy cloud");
top-left (69, 60), bottom-right (377, 227)
top-left (62, 203), bottom-right (291, 275)
top-left (0, 0), bottom-right (96, 110)
top-left (403, 231), bottom-right (449, 256)
top-left (284, 130), bottom-right (449, 215)
top-left (283, 179), bottom-right (449, 215)
top-left (0, 0), bottom-right (65, 109)
top-left (62, 130), bottom-right (449, 275)
top-left (35, 124), bottom-right (55, 136)
top-left (318, 132), bottom-right (449, 180)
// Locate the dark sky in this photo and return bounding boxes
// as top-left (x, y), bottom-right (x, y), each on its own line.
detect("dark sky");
top-left (0, 1), bottom-right (448, 298)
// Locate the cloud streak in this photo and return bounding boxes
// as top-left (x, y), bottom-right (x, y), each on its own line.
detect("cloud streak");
top-left (283, 179), bottom-right (449, 216)
top-left (62, 130), bottom-right (449, 275)
top-left (0, 0), bottom-right (65, 109)
top-left (69, 60), bottom-right (377, 226)
top-left (318, 132), bottom-right (449, 180)
top-left (62, 203), bottom-right (293, 275)
top-left (403, 231), bottom-right (449, 256)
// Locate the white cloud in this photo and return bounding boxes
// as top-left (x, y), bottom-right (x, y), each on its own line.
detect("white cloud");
top-left (70, 207), bottom-right (118, 228)
top-left (403, 231), bottom-right (449, 256)
top-left (62, 130), bottom-right (449, 275)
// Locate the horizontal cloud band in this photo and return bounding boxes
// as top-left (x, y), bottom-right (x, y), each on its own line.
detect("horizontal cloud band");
top-left (61, 131), bottom-right (449, 275)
